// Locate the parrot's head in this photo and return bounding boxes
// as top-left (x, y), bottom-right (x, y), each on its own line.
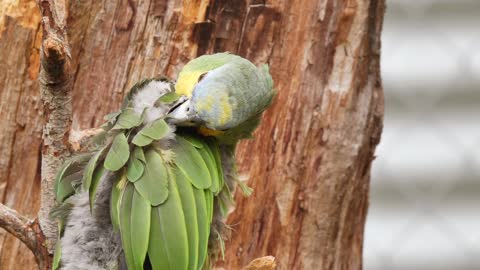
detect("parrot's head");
top-left (167, 53), bottom-right (274, 138)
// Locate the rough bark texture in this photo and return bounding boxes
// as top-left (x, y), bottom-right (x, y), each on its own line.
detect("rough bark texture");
top-left (225, 2), bottom-right (385, 269)
top-left (0, 0), bottom-right (384, 269)
top-left (37, 0), bottom-right (73, 252)
top-left (0, 1), bottom-right (43, 268)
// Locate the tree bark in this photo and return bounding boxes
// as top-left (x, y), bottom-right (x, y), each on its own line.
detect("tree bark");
top-left (0, 0), bottom-right (384, 269)
top-left (0, 1), bottom-right (43, 268)
top-left (37, 0), bottom-right (73, 253)
top-left (223, 2), bottom-right (385, 269)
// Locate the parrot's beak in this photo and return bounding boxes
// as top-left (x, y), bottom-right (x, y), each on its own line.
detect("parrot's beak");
top-left (167, 99), bottom-right (195, 125)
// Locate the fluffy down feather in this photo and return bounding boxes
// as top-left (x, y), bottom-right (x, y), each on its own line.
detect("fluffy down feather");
top-left (132, 80), bottom-right (172, 124)
top-left (59, 177), bottom-right (123, 270)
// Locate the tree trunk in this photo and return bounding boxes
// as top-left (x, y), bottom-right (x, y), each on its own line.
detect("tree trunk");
top-left (0, 0), bottom-right (384, 269)
top-left (0, 2), bottom-right (43, 268)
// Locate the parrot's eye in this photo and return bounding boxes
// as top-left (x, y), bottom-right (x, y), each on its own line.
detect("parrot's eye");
top-left (198, 72), bottom-right (208, 82)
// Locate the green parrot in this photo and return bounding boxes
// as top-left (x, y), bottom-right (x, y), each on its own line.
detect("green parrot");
top-left (52, 53), bottom-right (274, 270)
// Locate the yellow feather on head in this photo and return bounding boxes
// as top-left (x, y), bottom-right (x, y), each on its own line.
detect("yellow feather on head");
top-left (175, 71), bottom-right (205, 97)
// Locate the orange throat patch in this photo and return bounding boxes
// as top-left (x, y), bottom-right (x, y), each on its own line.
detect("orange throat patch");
top-left (198, 126), bottom-right (224, 137)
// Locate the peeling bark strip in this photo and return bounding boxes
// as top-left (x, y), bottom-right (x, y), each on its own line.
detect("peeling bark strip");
top-left (37, 0), bottom-right (73, 253)
top-left (0, 0), bottom-right (385, 269)
top-left (241, 256), bottom-right (277, 270)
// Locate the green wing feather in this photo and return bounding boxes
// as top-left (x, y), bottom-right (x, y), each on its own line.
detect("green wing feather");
top-left (54, 153), bottom-right (93, 202)
top-left (111, 173), bottom-right (127, 231)
top-left (52, 234), bottom-right (62, 270)
top-left (132, 133), bottom-right (154, 147)
top-left (205, 190), bottom-right (214, 225)
top-left (183, 135), bottom-right (220, 194)
top-left (148, 167), bottom-right (189, 270)
top-left (192, 187), bottom-right (210, 270)
top-left (174, 168), bottom-right (200, 270)
top-left (138, 119), bottom-right (170, 140)
top-left (119, 183), bottom-right (136, 270)
top-left (136, 133), bottom-right (227, 270)
top-left (126, 152), bottom-right (145, 182)
top-left (198, 143), bottom-right (221, 194)
top-left (134, 149), bottom-right (169, 206)
top-left (88, 166), bottom-right (108, 211)
top-left (112, 108), bottom-right (143, 130)
top-left (207, 140), bottom-right (225, 192)
top-left (130, 188), bottom-right (151, 269)
top-left (173, 136), bottom-right (212, 189)
top-left (104, 132), bottom-right (130, 171)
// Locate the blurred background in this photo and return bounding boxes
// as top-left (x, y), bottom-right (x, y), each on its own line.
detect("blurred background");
top-left (365, 0), bottom-right (480, 269)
